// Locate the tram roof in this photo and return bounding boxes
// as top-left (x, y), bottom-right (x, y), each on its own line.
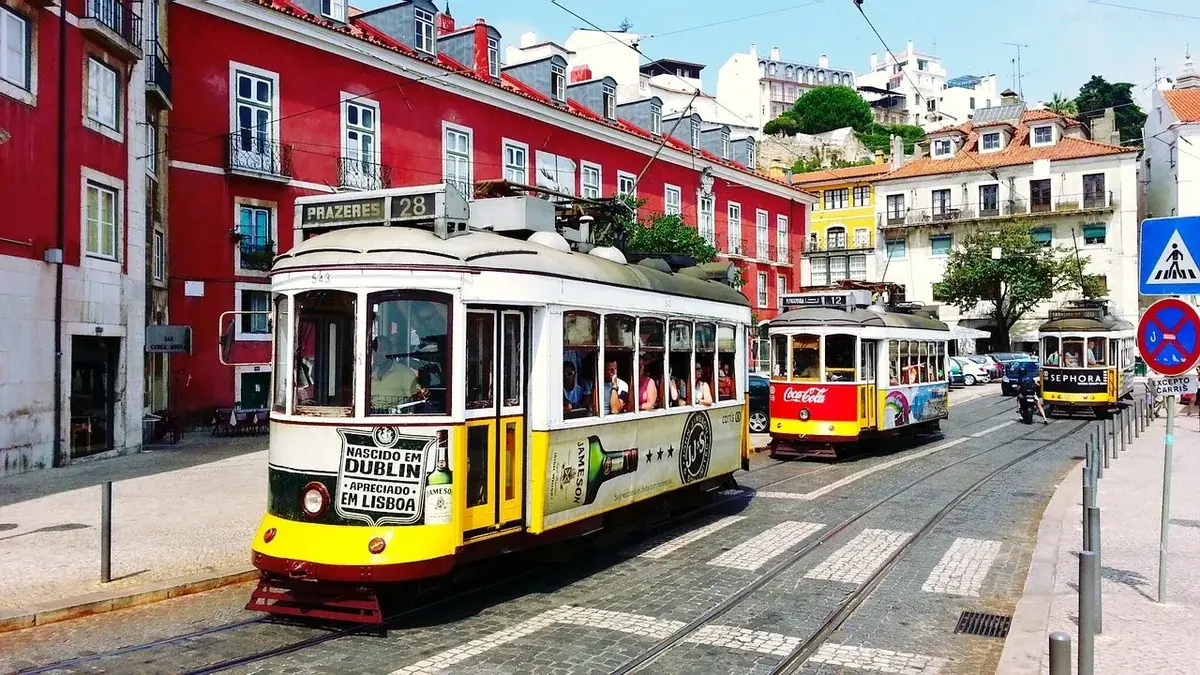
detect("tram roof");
top-left (770, 306), bottom-right (950, 331)
top-left (272, 226), bottom-right (750, 307)
top-left (1037, 315), bottom-right (1135, 333)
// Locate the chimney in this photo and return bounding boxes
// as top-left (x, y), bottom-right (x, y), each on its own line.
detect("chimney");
top-left (1089, 107), bottom-right (1122, 145)
top-left (874, 150), bottom-right (885, 165)
top-left (749, 43), bottom-right (757, 58)
top-left (870, 53), bottom-right (878, 69)
top-left (570, 65), bottom-right (592, 83)
top-left (471, 19), bottom-right (492, 81)
top-left (436, 11), bottom-right (456, 36)
top-left (890, 134), bottom-right (906, 168)
top-left (818, 54), bottom-right (829, 69)
top-left (1000, 88), bottom-right (1019, 104)
top-left (906, 40), bottom-right (914, 55)
top-left (770, 46), bottom-right (780, 61)
top-left (520, 31), bottom-right (537, 48)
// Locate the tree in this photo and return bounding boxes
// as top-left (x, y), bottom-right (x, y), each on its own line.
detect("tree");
top-left (1072, 75), bottom-right (1147, 145)
top-left (1046, 92), bottom-right (1078, 117)
top-left (763, 115), bottom-right (802, 137)
top-left (592, 196), bottom-right (718, 264)
top-left (763, 86), bottom-right (875, 138)
top-left (854, 122), bottom-right (925, 155)
top-left (936, 221), bottom-right (1099, 350)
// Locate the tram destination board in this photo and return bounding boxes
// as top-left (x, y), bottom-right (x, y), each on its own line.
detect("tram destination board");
top-left (297, 184), bottom-right (470, 230)
top-left (780, 293), bottom-right (849, 309)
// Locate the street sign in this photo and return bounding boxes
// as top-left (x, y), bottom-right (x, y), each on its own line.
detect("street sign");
top-left (1137, 298), bottom-right (1200, 377)
top-left (1149, 374), bottom-right (1198, 396)
top-left (145, 325), bottom-right (192, 354)
top-left (1140, 215), bottom-right (1200, 295)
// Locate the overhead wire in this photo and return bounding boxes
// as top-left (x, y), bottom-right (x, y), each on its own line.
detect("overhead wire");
top-left (641, 1), bottom-right (828, 39)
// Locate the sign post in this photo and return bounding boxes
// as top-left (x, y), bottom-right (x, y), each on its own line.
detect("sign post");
top-left (1136, 296), bottom-right (1200, 604)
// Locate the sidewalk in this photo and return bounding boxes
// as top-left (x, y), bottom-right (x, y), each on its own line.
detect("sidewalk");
top-left (998, 411), bottom-right (1200, 674)
top-left (0, 434), bottom-right (266, 632)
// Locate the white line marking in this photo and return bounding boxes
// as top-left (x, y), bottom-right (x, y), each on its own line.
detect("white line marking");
top-left (805, 528), bottom-right (913, 583)
top-left (921, 537), bottom-right (1003, 597)
top-left (707, 521), bottom-right (825, 571)
top-left (627, 515), bottom-right (747, 559)
top-left (685, 624), bottom-right (801, 656)
top-left (970, 420), bottom-right (1016, 438)
top-left (810, 643), bottom-right (949, 674)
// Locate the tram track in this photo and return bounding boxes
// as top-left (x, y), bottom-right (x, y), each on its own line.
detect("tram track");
top-left (606, 418), bottom-right (1089, 675)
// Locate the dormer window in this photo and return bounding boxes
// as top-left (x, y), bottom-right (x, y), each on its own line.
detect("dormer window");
top-left (1032, 125), bottom-right (1053, 146)
top-left (932, 138), bottom-right (953, 158)
top-left (690, 118), bottom-right (700, 148)
top-left (650, 103), bottom-right (662, 134)
top-left (721, 130), bottom-right (730, 159)
top-left (414, 8), bottom-right (435, 54)
top-left (321, 0), bottom-right (345, 22)
top-left (487, 38), bottom-right (499, 79)
top-left (747, 141), bottom-right (756, 168)
top-left (603, 85), bottom-right (616, 120)
top-left (981, 132), bottom-right (1001, 152)
top-left (550, 63), bottom-right (565, 103)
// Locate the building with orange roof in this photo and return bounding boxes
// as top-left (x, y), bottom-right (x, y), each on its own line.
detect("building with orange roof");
top-left (872, 99), bottom-right (1140, 351)
top-left (1144, 54), bottom-right (1200, 228)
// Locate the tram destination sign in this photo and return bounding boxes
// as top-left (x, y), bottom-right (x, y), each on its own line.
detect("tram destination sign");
top-left (780, 293), bottom-right (849, 309)
top-left (296, 184), bottom-right (470, 231)
top-left (300, 197), bottom-right (387, 226)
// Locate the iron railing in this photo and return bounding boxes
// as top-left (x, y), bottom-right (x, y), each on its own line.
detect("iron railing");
top-left (145, 40), bottom-right (171, 103)
top-left (82, 0), bottom-right (142, 49)
top-left (802, 238), bottom-right (875, 254)
top-left (226, 135), bottom-right (293, 179)
top-left (338, 157), bottom-right (392, 191)
top-left (239, 241), bottom-right (275, 271)
top-left (879, 191), bottom-right (1115, 228)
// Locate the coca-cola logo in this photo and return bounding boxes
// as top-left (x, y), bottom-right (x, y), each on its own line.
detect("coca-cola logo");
top-left (783, 387), bottom-right (828, 404)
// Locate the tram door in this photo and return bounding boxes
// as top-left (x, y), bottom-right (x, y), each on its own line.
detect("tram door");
top-left (860, 340), bottom-right (877, 429)
top-left (463, 308), bottom-right (527, 535)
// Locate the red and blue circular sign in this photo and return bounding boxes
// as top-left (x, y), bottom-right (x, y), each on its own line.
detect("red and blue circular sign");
top-left (1138, 298), bottom-right (1200, 377)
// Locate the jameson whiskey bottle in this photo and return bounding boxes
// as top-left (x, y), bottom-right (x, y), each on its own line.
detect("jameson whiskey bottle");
top-left (546, 435), bottom-right (639, 515)
top-left (423, 432), bottom-right (452, 525)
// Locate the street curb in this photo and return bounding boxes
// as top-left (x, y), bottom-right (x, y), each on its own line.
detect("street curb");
top-left (995, 457), bottom-right (1082, 674)
top-left (0, 568), bottom-right (257, 634)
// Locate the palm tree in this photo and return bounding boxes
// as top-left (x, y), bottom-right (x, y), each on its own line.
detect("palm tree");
top-left (1046, 92), bottom-right (1078, 117)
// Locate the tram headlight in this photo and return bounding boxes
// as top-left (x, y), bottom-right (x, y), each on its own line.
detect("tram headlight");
top-left (301, 481), bottom-right (330, 518)
top-left (799, 408), bottom-right (811, 421)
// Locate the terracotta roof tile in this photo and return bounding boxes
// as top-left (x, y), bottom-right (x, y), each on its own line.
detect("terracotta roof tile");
top-left (791, 163), bottom-right (892, 186)
top-left (1163, 89), bottom-right (1200, 123)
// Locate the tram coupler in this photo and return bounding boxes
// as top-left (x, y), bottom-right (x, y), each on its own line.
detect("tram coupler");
top-left (245, 573), bottom-right (384, 625)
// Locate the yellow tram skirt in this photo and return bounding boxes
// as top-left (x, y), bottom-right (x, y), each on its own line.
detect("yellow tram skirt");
top-left (1043, 392), bottom-right (1112, 405)
top-left (770, 418), bottom-right (861, 439)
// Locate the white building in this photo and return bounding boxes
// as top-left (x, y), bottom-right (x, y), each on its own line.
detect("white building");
top-left (715, 45), bottom-right (857, 134)
top-left (1143, 55), bottom-right (1200, 220)
top-left (856, 41), bottom-right (999, 131)
top-left (872, 105), bottom-right (1140, 350)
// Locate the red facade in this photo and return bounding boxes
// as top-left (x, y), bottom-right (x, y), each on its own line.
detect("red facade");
top-left (166, 1), bottom-right (809, 415)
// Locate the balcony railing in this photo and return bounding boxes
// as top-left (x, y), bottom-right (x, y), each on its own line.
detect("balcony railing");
top-left (716, 234), bottom-right (745, 257)
top-left (878, 191), bottom-right (1116, 228)
top-left (776, 244), bottom-right (790, 263)
top-left (239, 241), bottom-right (276, 272)
top-left (145, 41), bottom-right (171, 107)
top-left (227, 135), bottom-right (293, 181)
top-left (803, 239), bottom-right (875, 254)
top-left (80, 0), bottom-right (142, 59)
top-left (338, 157), bottom-right (392, 191)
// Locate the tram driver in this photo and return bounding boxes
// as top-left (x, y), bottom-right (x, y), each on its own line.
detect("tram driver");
top-left (371, 334), bottom-right (430, 413)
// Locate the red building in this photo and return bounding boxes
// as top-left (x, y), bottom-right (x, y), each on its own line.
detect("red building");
top-left (0, 0), bottom-right (150, 475)
top-left (166, 0), bottom-right (813, 415)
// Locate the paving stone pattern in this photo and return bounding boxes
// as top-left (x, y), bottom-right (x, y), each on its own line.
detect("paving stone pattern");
top-left (627, 515), bottom-right (746, 559)
top-left (921, 538), bottom-right (1003, 597)
top-left (804, 529), bottom-right (913, 584)
top-left (707, 521), bottom-right (825, 571)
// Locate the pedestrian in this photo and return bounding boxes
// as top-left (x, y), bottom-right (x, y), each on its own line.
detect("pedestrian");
top-left (1018, 371), bottom-right (1049, 424)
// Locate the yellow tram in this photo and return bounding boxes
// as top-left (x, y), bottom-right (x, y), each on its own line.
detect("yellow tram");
top-left (765, 287), bottom-right (952, 458)
top-left (245, 184), bottom-right (753, 622)
top-left (1037, 299), bottom-right (1135, 416)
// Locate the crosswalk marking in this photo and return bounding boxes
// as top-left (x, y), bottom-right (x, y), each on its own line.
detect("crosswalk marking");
top-left (810, 643), bottom-right (949, 674)
top-left (921, 537), bottom-right (1002, 597)
top-left (707, 521), bottom-right (825, 571)
top-left (626, 515), bottom-right (747, 559)
top-left (805, 528), bottom-right (912, 583)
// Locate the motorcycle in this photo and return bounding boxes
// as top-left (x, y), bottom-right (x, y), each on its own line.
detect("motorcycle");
top-left (1018, 391), bottom-right (1038, 424)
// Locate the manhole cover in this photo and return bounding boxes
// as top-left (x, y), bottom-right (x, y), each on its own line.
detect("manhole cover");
top-left (954, 611), bottom-right (1012, 638)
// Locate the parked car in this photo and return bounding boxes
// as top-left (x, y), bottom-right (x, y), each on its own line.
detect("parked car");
top-left (1001, 360), bottom-right (1040, 396)
top-left (962, 355), bottom-right (1002, 381)
top-left (951, 356), bottom-right (992, 386)
top-left (948, 358), bottom-right (966, 388)
top-left (749, 373), bottom-right (769, 433)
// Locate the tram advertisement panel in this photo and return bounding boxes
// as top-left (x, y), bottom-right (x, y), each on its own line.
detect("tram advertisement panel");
top-left (768, 383), bottom-right (858, 421)
top-left (267, 423), bottom-right (453, 527)
top-left (1042, 368), bottom-right (1109, 395)
top-left (542, 407), bottom-right (742, 529)
top-left (881, 383), bottom-right (948, 430)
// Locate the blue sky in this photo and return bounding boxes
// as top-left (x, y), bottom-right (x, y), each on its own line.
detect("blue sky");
top-left (356, 0), bottom-right (1200, 109)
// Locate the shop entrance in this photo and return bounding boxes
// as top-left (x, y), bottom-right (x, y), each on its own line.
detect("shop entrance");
top-left (70, 336), bottom-right (120, 458)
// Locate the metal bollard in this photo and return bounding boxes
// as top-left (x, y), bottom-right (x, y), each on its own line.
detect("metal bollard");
top-left (1088, 506), bottom-right (1103, 634)
top-left (1082, 465), bottom-right (1092, 551)
top-left (1079, 550), bottom-right (1098, 675)
top-left (101, 481), bottom-right (112, 583)
top-left (1135, 401), bottom-right (1142, 437)
top-left (1102, 419), bottom-right (1110, 471)
top-left (1049, 631), bottom-right (1072, 675)
top-left (1119, 412), bottom-right (1127, 455)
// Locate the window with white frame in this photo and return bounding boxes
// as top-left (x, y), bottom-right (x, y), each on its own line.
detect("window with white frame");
top-left (320, 0), bottom-right (345, 21)
top-left (853, 227), bottom-right (870, 249)
top-left (444, 125), bottom-right (472, 198)
top-left (755, 210), bottom-right (769, 258)
top-left (487, 38), bottom-right (499, 79)
top-left (721, 130), bottom-right (730, 159)
top-left (776, 215), bottom-right (788, 261)
top-left (756, 271), bottom-right (768, 307)
top-left (664, 185), bottom-right (681, 215)
top-left (617, 171), bottom-right (636, 198)
top-left (698, 194), bottom-right (715, 244)
top-left (810, 257), bottom-right (829, 285)
top-left (1, 8), bottom-right (29, 91)
top-left (602, 85), bottom-right (615, 119)
top-left (238, 287), bottom-right (271, 336)
top-left (690, 118), bottom-right (700, 148)
top-left (650, 102), bottom-right (662, 134)
top-left (152, 229), bottom-right (165, 282)
top-left (747, 140), bottom-right (756, 168)
top-left (727, 202), bottom-right (742, 253)
top-left (551, 63), bottom-right (565, 102)
top-left (849, 255), bottom-right (867, 280)
top-left (237, 204), bottom-right (272, 258)
top-left (414, 8), bottom-right (435, 54)
top-left (851, 185), bottom-right (870, 207)
top-left (85, 181), bottom-right (119, 260)
top-left (1032, 125), bottom-right (1053, 145)
top-left (581, 162), bottom-right (601, 199)
top-left (232, 68), bottom-right (277, 170)
top-left (981, 131), bottom-right (1001, 151)
top-left (775, 275), bottom-right (786, 303)
top-left (503, 141), bottom-right (527, 184)
top-left (87, 58), bottom-right (120, 131)
top-left (829, 255), bottom-right (847, 281)
top-left (342, 99), bottom-right (378, 187)
top-left (932, 138), bottom-right (952, 157)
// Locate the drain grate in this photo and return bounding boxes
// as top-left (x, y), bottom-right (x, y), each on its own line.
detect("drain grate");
top-left (954, 611), bottom-right (1012, 638)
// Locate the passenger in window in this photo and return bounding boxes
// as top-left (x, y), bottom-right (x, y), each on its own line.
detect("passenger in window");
top-left (637, 358), bottom-right (660, 412)
top-left (563, 361), bottom-right (593, 416)
top-left (717, 363), bottom-right (735, 399)
top-left (794, 354), bottom-right (818, 379)
top-left (1045, 350), bottom-right (1061, 366)
top-left (669, 369), bottom-right (689, 406)
top-left (603, 359), bottom-right (629, 414)
top-left (1064, 345), bottom-right (1083, 368)
top-left (693, 364), bottom-right (714, 406)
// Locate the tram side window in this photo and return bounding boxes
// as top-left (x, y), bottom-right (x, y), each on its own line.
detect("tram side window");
top-left (1042, 336), bottom-right (1060, 365)
top-left (637, 318), bottom-right (665, 412)
top-left (889, 340), bottom-right (900, 385)
top-left (293, 290), bottom-right (356, 416)
top-left (771, 334), bottom-right (788, 378)
top-left (695, 323), bottom-right (717, 406)
top-left (367, 292), bottom-right (450, 416)
top-left (272, 295), bottom-right (290, 413)
top-left (936, 342), bottom-right (946, 380)
top-left (1061, 338), bottom-right (1085, 368)
top-left (917, 342), bottom-right (929, 384)
top-left (466, 312), bottom-right (495, 410)
top-left (668, 321), bottom-right (693, 407)
top-left (717, 324), bottom-right (737, 401)
top-left (825, 334), bottom-right (856, 382)
top-left (603, 314), bottom-right (635, 415)
top-left (502, 313), bottom-right (522, 407)
top-left (564, 311), bottom-right (599, 419)
top-left (792, 334), bottom-right (819, 380)
top-left (860, 340), bottom-right (876, 384)
top-left (1088, 337), bottom-right (1107, 367)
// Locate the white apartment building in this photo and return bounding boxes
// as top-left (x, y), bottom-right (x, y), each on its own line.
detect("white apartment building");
top-left (873, 106), bottom-right (1140, 350)
top-left (1144, 55), bottom-right (1200, 220)
top-left (856, 41), bottom-right (999, 131)
top-left (715, 45), bottom-right (856, 133)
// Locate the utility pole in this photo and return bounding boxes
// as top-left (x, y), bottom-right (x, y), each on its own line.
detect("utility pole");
top-left (1004, 43), bottom-right (1028, 99)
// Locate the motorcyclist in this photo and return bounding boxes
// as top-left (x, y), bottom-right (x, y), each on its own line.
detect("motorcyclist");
top-left (1017, 370), bottom-right (1049, 424)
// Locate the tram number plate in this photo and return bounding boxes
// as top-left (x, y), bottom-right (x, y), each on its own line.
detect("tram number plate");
top-left (392, 193), bottom-right (435, 221)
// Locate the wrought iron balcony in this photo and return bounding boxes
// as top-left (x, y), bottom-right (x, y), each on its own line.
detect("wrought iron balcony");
top-left (80, 0), bottom-right (142, 60)
top-left (338, 157), bottom-right (392, 191)
top-left (239, 241), bottom-right (276, 272)
top-left (878, 192), bottom-right (1115, 229)
top-left (145, 41), bottom-right (171, 108)
top-left (802, 238), bottom-right (875, 255)
top-left (716, 233), bottom-right (745, 257)
top-left (226, 135), bottom-right (293, 181)
top-left (776, 245), bottom-right (791, 264)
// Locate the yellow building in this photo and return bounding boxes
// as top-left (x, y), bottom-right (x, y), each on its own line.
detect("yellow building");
top-left (791, 159), bottom-right (893, 288)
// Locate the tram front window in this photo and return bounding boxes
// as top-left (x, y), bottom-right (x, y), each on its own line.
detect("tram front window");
top-left (293, 290), bottom-right (355, 416)
top-left (792, 334), bottom-right (819, 380)
top-left (1042, 336), bottom-right (1060, 365)
top-left (771, 334), bottom-right (788, 378)
top-left (824, 334), bottom-right (856, 382)
top-left (368, 292), bottom-right (450, 415)
top-left (272, 295), bottom-right (289, 413)
top-left (1087, 337), bottom-right (1107, 366)
top-left (1061, 338), bottom-right (1085, 368)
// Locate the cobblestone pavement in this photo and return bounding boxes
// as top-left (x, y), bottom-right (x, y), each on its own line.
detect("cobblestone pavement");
top-left (0, 390), bottom-right (1086, 675)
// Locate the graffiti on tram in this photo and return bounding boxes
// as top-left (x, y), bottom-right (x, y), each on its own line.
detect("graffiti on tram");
top-left (882, 383), bottom-right (948, 430)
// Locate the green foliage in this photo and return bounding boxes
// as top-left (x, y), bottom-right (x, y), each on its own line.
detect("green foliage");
top-left (1046, 92), bottom-right (1078, 117)
top-left (789, 150), bottom-right (874, 175)
top-left (855, 122), bottom-right (925, 155)
top-left (592, 196), bottom-right (717, 264)
top-left (937, 221), bottom-right (1098, 350)
top-left (763, 86), bottom-right (874, 137)
top-left (763, 115), bottom-right (802, 137)
top-left (1073, 75), bottom-right (1147, 145)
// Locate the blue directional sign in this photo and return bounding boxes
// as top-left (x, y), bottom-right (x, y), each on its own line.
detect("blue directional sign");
top-left (1140, 215), bottom-right (1200, 295)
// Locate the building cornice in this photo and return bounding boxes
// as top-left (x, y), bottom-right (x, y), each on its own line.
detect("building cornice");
top-left (183, 0), bottom-right (814, 204)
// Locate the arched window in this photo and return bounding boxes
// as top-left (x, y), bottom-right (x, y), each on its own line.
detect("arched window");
top-left (785, 65), bottom-right (794, 79)
top-left (831, 73), bottom-right (841, 85)
top-left (759, 61), bottom-right (766, 77)
top-left (768, 63), bottom-right (777, 75)
top-left (818, 70), bottom-right (826, 83)
top-left (826, 226), bottom-right (847, 250)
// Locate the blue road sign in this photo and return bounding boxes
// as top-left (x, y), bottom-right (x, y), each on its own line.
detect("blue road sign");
top-left (1141, 215), bottom-right (1200, 295)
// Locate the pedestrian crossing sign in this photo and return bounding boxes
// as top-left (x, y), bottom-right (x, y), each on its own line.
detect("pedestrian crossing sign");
top-left (1140, 215), bottom-right (1200, 295)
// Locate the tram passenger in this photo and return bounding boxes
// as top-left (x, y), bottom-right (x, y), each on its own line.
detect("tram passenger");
top-left (1086, 339), bottom-right (1103, 366)
top-left (1045, 350), bottom-right (1061, 365)
top-left (1063, 344), bottom-right (1083, 367)
top-left (371, 335), bottom-right (428, 412)
top-left (603, 359), bottom-right (629, 414)
top-left (637, 358), bottom-right (660, 412)
top-left (669, 370), bottom-right (689, 406)
top-left (717, 363), bottom-right (735, 399)
top-left (794, 354), bottom-right (818, 379)
top-left (693, 364), bottom-right (714, 406)
top-left (563, 361), bottom-right (593, 416)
